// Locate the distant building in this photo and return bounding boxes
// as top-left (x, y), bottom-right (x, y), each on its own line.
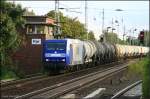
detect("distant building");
top-left (12, 16), bottom-right (56, 75)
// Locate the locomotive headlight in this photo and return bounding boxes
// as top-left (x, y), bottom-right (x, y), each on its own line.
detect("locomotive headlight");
top-left (46, 59), bottom-right (49, 61)
top-left (62, 59), bottom-right (65, 62)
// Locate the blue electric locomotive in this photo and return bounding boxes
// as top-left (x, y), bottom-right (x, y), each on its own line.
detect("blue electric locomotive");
top-left (43, 39), bottom-right (84, 71)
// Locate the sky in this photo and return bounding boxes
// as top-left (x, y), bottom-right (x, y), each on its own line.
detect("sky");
top-left (10, 0), bottom-right (149, 40)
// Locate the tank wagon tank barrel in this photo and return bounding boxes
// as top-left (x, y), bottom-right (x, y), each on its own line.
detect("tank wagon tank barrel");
top-left (83, 40), bottom-right (97, 61)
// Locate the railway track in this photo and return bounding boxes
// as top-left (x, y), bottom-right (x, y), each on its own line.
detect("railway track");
top-left (15, 62), bottom-right (129, 99)
top-left (1, 60), bottom-right (135, 99)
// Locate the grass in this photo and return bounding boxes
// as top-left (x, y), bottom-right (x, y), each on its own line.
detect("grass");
top-left (127, 57), bottom-right (149, 77)
top-left (127, 57), bottom-right (150, 99)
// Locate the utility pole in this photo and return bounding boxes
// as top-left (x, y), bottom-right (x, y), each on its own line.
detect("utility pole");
top-left (133, 30), bottom-right (135, 45)
top-left (13, 0), bottom-right (15, 4)
top-left (111, 18), bottom-right (115, 43)
top-left (114, 19), bottom-right (119, 44)
top-left (129, 29), bottom-right (132, 45)
top-left (132, 29), bottom-right (137, 45)
top-left (55, 0), bottom-right (61, 39)
top-left (123, 25), bottom-right (126, 44)
top-left (111, 18), bottom-right (114, 33)
top-left (114, 9), bottom-right (124, 44)
top-left (102, 8), bottom-right (105, 42)
top-left (121, 17), bottom-right (126, 44)
top-left (117, 23), bottom-right (119, 44)
top-left (85, 0), bottom-right (88, 40)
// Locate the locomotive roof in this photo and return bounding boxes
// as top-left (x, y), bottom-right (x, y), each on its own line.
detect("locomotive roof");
top-left (44, 38), bottom-right (79, 42)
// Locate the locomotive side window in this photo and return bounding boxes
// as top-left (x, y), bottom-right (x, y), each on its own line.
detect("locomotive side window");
top-left (46, 42), bottom-right (66, 51)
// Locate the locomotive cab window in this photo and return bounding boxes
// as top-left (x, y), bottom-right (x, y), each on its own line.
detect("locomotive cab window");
top-left (46, 42), bottom-right (66, 51)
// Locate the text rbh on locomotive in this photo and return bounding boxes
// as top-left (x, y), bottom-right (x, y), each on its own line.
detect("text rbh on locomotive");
top-left (42, 39), bottom-right (149, 73)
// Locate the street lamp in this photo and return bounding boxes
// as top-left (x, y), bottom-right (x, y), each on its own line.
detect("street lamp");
top-left (132, 28), bottom-right (137, 45)
top-left (116, 23), bottom-right (119, 44)
top-left (115, 9), bottom-right (124, 11)
top-left (59, 7), bottom-right (82, 13)
top-left (112, 28), bottom-right (116, 33)
top-left (107, 27), bottom-right (111, 33)
top-left (114, 9), bottom-right (124, 44)
top-left (106, 27), bottom-right (111, 42)
top-left (101, 8), bottom-right (123, 42)
top-left (111, 28), bottom-right (116, 43)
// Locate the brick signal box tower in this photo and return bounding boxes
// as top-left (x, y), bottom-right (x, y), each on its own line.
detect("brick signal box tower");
top-left (13, 16), bottom-right (56, 75)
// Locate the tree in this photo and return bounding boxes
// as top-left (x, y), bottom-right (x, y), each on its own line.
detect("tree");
top-left (88, 31), bottom-right (95, 40)
top-left (102, 32), bottom-right (126, 44)
top-left (46, 10), bottom-right (56, 19)
top-left (46, 10), bottom-right (95, 40)
top-left (103, 32), bottom-right (118, 43)
top-left (0, 1), bottom-right (25, 69)
top-left (24, 9), bottom-right (35, 16)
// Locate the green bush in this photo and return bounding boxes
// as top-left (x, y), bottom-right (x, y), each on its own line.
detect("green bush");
top-left (127, 57), bottom-right (150, 99)
top-left (142, 57), bottom-right (150, 99)
top-left (0, 66), bottom-right (19, 80)
top-left (127, 58), bottom-right (145, 76)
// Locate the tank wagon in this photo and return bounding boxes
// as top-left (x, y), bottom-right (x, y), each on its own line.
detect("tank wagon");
top-left (43, 39), bottom-right (149, 73)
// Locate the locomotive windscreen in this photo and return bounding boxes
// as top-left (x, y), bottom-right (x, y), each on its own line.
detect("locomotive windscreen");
top-left (46, 42), bottom-right (66, 51)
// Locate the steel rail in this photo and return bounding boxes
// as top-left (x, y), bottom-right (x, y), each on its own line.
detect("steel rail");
top-left (111, 80), bottom-right (142, 99)
top-left (65, 67), bottom-right (127, 97)
top-left (15, 62), bottom-right (129, 99)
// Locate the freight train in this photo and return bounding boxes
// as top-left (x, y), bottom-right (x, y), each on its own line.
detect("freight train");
top-left (42, 39), bottom-right (149, 73)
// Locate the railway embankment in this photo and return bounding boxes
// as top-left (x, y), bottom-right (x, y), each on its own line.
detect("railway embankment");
top-left (66, 59), bottom-right (141, 98)
top-left (74, 57), bottom-right (149, 99)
